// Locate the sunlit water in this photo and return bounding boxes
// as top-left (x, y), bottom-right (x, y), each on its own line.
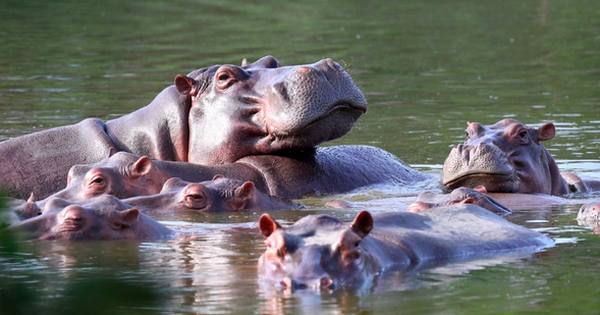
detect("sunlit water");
top-left (1, 0), bottom-right (600, 314)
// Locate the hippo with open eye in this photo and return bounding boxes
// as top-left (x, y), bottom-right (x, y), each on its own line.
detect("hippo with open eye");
top-left (122, 176), bottom-right (303, 214)
top-left (442, 119), bottom-right (600, 195)
top-left (9, 195), bottom-right (174, 241)
top-left (257, 205), bottom-right (553, 292)
top-left (0, 56), bottom-right (432, 200)
top-left (407, 186), bottom-right (512, 215)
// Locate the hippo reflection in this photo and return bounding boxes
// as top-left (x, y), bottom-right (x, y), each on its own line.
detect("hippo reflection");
top-left (258, 205), bottom-right (553, 292)
top-left (442, 119), bottom-right (600, 195)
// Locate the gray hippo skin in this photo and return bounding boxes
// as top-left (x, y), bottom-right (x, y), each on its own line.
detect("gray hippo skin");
top-left (258, 205), bottom-right (553, 291)
top-left (122, 176), bottom-right (303, 214)
top-left (9, 195), bottom-right (174, 241)
top-left (577, 201), bottom-right (600, 225)
top-left (407, 186), bottom-right (512, 215)
top-left (0, 56), bottom-right (431, 199)
top-left (442, 119), bottom-right (600, 195)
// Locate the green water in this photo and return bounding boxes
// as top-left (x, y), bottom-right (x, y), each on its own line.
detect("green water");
top-left (1, 0), bottom-right (600, 314)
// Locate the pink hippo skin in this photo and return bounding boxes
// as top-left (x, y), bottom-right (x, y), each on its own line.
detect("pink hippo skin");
top-left (577, 201), bottom-right (600, 225)
top-left (442, 119), bottom-right (600, 195)
top-left (0, 56), bottom-right (432, 200)
top-left (10, 195), bottom-right (174, 241)
top-left (257, 205), bottom-right (553, 292)
top-left (121, 176), bottom-right (303, 214)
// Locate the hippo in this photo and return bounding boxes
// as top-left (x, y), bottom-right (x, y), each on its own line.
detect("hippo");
top-left (8, 195), bottom-right (174, 241)
top-left (121, 176), bottom-right (303, 214)
top-left (442, 119), bottom-right (600, 195)
top-left (577, 201), bottom-right (600, 225)
top-left (257, 205), bottom-right (553, 291)
top-left (0, 56), bottom-right (431, 200)
top-left (407, 186), bottom-right (512, 215)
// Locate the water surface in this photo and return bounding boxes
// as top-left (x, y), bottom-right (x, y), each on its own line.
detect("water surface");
top-left (1, 0), bottom-right (600, 314)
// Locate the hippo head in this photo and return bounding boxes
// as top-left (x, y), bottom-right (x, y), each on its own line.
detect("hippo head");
top-left (258, 211), bottom-right (379, 292)
top-left (577, 201), bottom-right (600, 224)
top-left (37, 152), bottom-right (167, 207)
top-left (152, 176), bottom-right (257, 212)
top-left (408, 186), bottom-right (512, 215)
top-left (442, 119), bottom-right (567, 195)
top-left (12, 195), bottom-right (147, 240)
top-left (174, 56), bottom-right (368, 164)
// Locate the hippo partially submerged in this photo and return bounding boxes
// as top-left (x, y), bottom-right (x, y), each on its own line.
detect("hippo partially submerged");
top-left (442, 119), bottom-right (600, 195)
top-left (0, 56), bottom-right (431, 200)
top-left (122, 176), bottom-right (303, 214)
top-left (9, 195), bottom-right (174, 241)
top-left (258, 205), bottom-right (553, 291)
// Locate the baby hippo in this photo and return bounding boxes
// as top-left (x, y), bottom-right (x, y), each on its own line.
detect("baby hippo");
top-left (577, 201), bottom-right (600, 224)
top-left (407, 186), bottom-right (512, 215)
top-left (122, 176), bottom-right (303, 214)
top-left (10, 195), bottom-right (174, 241)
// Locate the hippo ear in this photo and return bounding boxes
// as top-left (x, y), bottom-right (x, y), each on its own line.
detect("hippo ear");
top-left (212, 174), bottom-right (224, 180)
top-left (241, 58), bottom-right (248, 67)
top-left (108, 147), bottom-right (117, 158)
top-left (174, 74), bottom-right (199, 96)
top-left (114, 208), bottom-right (140, 227)
top-left (233, 181), bottom-right (256, 210)
top-left (259, 213), bottom-right (281, 238)
top-left (130, 156), bottom-right (153, 179)
top-left (350, 211), bottom-right (373, 238)
top-left (537, 122), bottom-right (555, 142)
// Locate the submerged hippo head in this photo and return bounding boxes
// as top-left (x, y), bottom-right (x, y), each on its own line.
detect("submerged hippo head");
top-left (36, 152), bottom-right (167, 206)
top-left (408, 186), bottom-right (512, 215)
top-left (442, 119), bottom-right (567, 195)
top-left (577, 201), bottom-right (600, 224)
top-left (258, 211), bottom-right (378, 292)
top-left (11, 195), bottom-right (173, 240)
top-left (124, 176), bottom-right (300, 213)
top-left (175, 56), bottom-right (368, 164)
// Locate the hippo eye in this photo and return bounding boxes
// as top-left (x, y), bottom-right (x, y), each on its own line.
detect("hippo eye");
top-left (183, 194), bottom-right (208, 209)
top-left (88, 175), bottom-right (107, 190)
top-left (354, 241), bottom-right (361, 247)
top-left (519, 130), bottom-right (528, 138)
top-left (215, 67), bottom-right (238, 90)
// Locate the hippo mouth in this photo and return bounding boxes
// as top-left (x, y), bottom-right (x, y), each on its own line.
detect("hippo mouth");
top-left (443, 172), bottom-right (514, 190)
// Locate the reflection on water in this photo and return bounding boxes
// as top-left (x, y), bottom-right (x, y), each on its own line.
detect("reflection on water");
top-left (1, 0), bottom-right (600, 313)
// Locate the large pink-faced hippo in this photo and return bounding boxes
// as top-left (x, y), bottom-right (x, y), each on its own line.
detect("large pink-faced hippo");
top-left (122, 176), bottom-right (303, 214)
top-left (442, 119), bottom-right (600, 195)
top-left (9, 195), bottom-right (174, 240)
top-left (258, 205), bottom-right (553, 291)
top-left (0, 56), bottom-right (432, 200)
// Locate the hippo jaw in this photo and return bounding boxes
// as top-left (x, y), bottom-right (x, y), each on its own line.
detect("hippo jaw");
top-left (442, 143), bottom-right (520, 192)
top-left (180, 56), bottom-right (368, 165)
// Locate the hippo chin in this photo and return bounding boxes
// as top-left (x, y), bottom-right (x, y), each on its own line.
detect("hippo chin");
top-left (442, 119), bottom-right (600, 195)
top-left (0, 56), bottom-right (378, 199)
top-left (258, 205), bottom-right (553, 292)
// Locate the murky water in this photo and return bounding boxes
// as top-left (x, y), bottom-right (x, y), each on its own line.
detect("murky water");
top-left (1, 0), bottom-right (600, 314)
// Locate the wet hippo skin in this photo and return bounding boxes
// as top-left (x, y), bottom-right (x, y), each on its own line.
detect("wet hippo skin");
top-left (257, 204), bottom-right (553, 292)
top-left (442, 119), bottom-right (600, 195)
top-left (121, 176), bottom-right (303, 214)
top-left (0, 56), bottom-right (432, 200)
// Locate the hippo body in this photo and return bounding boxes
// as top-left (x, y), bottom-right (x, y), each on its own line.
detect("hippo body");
top-left (442, 119), bottom-right (600, 195)
top-left (9, 195), bottom-right (174, 241)
top-left (258, 204), bottom-right (553, 291)
top-left (0, 56), bottom-right (429, 200)
top-left (122, 177), bottom-right (303, 214)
